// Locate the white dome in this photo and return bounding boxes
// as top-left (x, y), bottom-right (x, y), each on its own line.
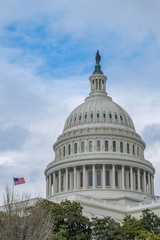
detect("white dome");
top-left (63, 93), bottom-right (135, 133)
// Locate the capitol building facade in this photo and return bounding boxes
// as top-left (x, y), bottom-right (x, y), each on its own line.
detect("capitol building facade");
top-left (44, 51), bottom-right (160, 220)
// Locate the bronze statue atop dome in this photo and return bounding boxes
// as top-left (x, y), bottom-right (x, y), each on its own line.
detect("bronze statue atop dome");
top-left (93, 50), bottom-right (103, 74)
top-left (95, 50), bottom-right (101, 64)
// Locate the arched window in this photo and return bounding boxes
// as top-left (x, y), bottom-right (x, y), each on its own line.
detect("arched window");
top-left (63, 146), bottom-right (65, 157)
top-left (115, 114), bottom-right (118, 120)
top-left (115, 170), bottom-right (119, 187)
top-left (120, 142), bottom-right (123, 153)
top-left (74, 143), bottom-right (77, 154)
top-left (79, 115), bottom-right (82, 121)
top-left (99, 80), bottom-right (101, 90)
top-left (85, 113), bottom-right (87, 120)
top-left (88, 171), bottom-right (93, 187)
top-left (127, 143), bottom-right (130, 154)
top-left (109, 113), bottom-right (112, 119)
top-left (103, 113), bottom-right (106, 118)
top-left (105, 140), bottom-right (108, 151)
top-left (97, 140), bottom-right (100, 151)
top-left (68, 144), bottom-right (71, 155)
top-left (97, 170), bottom-right (101, 186)
top-left (133, 145), bottom-right (135, 155)
top-left (89, 141), bottom-right (92, 152)
top-left (97, 112), bottom-right (100, 119)
top-left (74, 116), bottom-right (77, 122)
top-left (81, 141), bottom-right (85, 152)
top-left (113, 141), bottom-right (116, 152)
top-left (120, 115), bottom-right (123, 121)
top-left (106, 170), bottom-right (110, 186)
top-left (93, 80), bottom-right (95, 90)
top-left (80, 171), bottom-right (83, 188)
top-left (91, 113), bottom-right (93, 119)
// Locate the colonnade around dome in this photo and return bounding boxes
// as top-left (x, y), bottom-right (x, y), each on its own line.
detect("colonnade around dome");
top-left (46, 163), bottom-right (154, 198)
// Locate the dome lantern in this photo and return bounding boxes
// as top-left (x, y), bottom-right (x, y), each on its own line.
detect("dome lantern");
top-left (89, 50), bottom-right (107, 96)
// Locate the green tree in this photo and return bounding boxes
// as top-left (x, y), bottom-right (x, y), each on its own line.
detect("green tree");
top-left (135, 230), bottom-right (160, 240)
top-left (92, 216), bottom-right (126, 240)
top-left (122, 215), bottom-right (144, 240)
top-left (140, 209), bottom-right (160, 235)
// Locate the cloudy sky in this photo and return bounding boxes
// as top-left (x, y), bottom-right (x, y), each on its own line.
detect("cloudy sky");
top-left (0, 0), bottom-right (160, 203)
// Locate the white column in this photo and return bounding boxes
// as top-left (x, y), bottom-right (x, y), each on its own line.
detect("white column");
top-left (74, 167), bottom-right (77, 191)
top-left (46, 176), bottom-right (49, 197)
top-left (148, 172), bottom-right (151, 195)
top-left (53, 172), bottom-right (56, 194)
top-left (121, 166), bottom-right (125, 189)
top-left (66, 168), bottom-right (68, 192)
top-left (49, 174), bottom-right (52, 196)
top-left (143, 170), bottom-right (147, 193)
top-left (138, 168), bottom-right (141, 191)
top-left (83, 166), bottom-right (86, 190)
top-left (59, 170), bottom-right (61, 192)
top-left (102, 165), bottom-right (105, 189)
top-left (130, 167), bottom-right (133, 190)
top-left (112, 165), bottom-right (115, 189)
top-left (151, 175), bottom-right (154, 196)
top-left (93, 165), bottom-right (96, 189)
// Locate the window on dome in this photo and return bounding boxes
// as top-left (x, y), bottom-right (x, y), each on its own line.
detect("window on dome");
top-left (115, 114), bottom-right (118, 120)
top-left (103, 113), bottom-right (106, 118)
top-left (109, 113), bottom-right (112, 119)
top-left (74, 116), bottom-right (77, 121)
top-left (106, 170), bottom-right (110, 186)
top-left (120, 115), bottom-right (123, 121)
top-left (120, 142), bottom-right (123, 153)
top-left (68, 173), bottom-right (70, 190)
top-left (68, 144), bottom-right (71, 155)
top-left (74, 143), bottom-right (78, 154)
top-left (79, 115), bottom-right (82, 121)
top-left (133, 145), bottom-right (135, 155)
top-left (85, 114), bottom-right (87, 120)
top-left (135, 173), bottom-right (138, 190)
top-left (127, 143), bottom-right (130, 154)
top-left (89, 141), bottom-right (92, 152)
top-left (63, 146), bottom-right (65, 157)
top-left (81, 141), bottom-right (85, 152)
top-left (97, 113), bottom-right (100, 118)
top-left (97, 170), bottom-right (101, 186)
top-left (70, 118), bottom-right (72, 123)
top-left (115, 170), bottom-right (119, 187)
top-left (113, 141), bottom-right (116, 152)
top-left (99, 80), bottom-right (101, 90)
top-left (88, 171), bottom-right (93, 187)
top-left (91, 113), bottom-right (93, 119)
top-left (80, 171), bottom-right (83, 188)
top-left (97, 140), bottom-right (100, 151)
top-left (96, 80), bottom-right (98, 90)
top-left (61, 175), bottom-right (64, 191)
top-left (105, 140), bottom-right (108, 151)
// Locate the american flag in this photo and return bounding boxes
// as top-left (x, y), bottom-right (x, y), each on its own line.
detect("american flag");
top-left (13, 177), bottom-right (25, 185)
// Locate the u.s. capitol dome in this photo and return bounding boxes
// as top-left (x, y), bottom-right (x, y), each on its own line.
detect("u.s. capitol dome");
top-left (45, 51), bottom-right (160, 220)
